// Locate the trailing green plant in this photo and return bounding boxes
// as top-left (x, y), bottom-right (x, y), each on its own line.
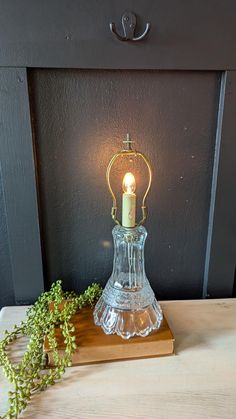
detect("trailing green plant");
top-left (0, 280), bottom-right (102, 418)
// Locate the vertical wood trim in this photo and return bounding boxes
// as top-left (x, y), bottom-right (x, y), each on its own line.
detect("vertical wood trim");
top-left (203, 71), bottom-right (236, 297)
top-left (203, 72), bottom-right (227, 297)
top-left (0, 67), bottom-right (44, 303)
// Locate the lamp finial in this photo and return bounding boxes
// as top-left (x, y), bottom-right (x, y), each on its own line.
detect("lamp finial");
top-left (123, 133), bottom-right (134, 150)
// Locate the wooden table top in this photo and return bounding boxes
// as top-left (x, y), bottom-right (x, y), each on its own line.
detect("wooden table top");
top-left (1, 299), bottom-right (236, 419)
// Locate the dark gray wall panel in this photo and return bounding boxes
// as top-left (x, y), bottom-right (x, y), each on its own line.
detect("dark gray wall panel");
top-left (0, 170), bottom-right (14, 308)
top-left (30, 69), bottom-right (220, 299)
top-left (0, 68), bottom-right (44, 304)
top-left (0, 1), bottom-right (236, 69)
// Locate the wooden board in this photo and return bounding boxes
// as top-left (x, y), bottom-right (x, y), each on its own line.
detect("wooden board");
top-left (44, 307), bottom-right (174, 366)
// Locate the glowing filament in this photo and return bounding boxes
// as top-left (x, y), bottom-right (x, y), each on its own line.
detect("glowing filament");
top-left (122, 172), bottom-right (136, 194)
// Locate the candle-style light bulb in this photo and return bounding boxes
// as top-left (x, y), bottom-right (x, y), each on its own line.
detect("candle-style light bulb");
top-left (122, 172), bottom-right (136, 228)
top-left (122, 172), bottom-right (136, 194)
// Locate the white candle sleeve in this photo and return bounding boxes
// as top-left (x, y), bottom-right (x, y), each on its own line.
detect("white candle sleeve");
top-left (122, 193), bottom-right (136, 228)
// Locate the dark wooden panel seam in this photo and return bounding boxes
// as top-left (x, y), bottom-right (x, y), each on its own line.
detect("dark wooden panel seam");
top-left (0, 67), bottom-right (44, 303)
top-left (203, 71), bottom-right (236, 297)
top-left (203, 71), bottom-right (227, 297)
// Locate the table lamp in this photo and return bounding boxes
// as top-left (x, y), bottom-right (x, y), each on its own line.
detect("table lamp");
top-left (94, 134), bottom-right (163, 339)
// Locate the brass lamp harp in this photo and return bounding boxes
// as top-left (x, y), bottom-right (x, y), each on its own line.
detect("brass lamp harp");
top-left (106, 134), bottom-right (152, 226)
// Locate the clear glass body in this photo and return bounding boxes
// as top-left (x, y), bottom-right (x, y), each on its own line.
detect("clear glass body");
top-left (93, 225), bottom-right (163, 339)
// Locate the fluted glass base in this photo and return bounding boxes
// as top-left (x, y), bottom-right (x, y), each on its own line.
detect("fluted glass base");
top-left (94, 297), bottom-right (163, 339)
top-left (93, 225), bottom-right (163, 339)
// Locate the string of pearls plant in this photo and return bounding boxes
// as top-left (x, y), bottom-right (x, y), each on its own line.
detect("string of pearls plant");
top-left (0, 280), bottom-right (102, 418)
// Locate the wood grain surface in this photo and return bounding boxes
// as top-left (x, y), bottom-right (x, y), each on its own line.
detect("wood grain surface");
top-left (44, 307), bottom-right (174, 365)
top-left (1, 299), bottom-right (236, 418)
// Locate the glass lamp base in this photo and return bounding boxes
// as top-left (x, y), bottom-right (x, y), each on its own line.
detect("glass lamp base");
top-left (93, 225), bottom-right (163, 339)
top-left (94, 297), bottom-right (163, 339)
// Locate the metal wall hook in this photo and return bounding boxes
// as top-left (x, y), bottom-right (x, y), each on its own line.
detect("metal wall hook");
top-left (110, 10), bottom-right (151, 42)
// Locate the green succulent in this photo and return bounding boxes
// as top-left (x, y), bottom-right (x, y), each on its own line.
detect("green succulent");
top-left (0, 280), bottom-right (102, 418)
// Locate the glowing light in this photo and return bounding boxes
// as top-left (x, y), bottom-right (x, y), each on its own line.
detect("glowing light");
top-left (122, 172), bottom-right (136, 194)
